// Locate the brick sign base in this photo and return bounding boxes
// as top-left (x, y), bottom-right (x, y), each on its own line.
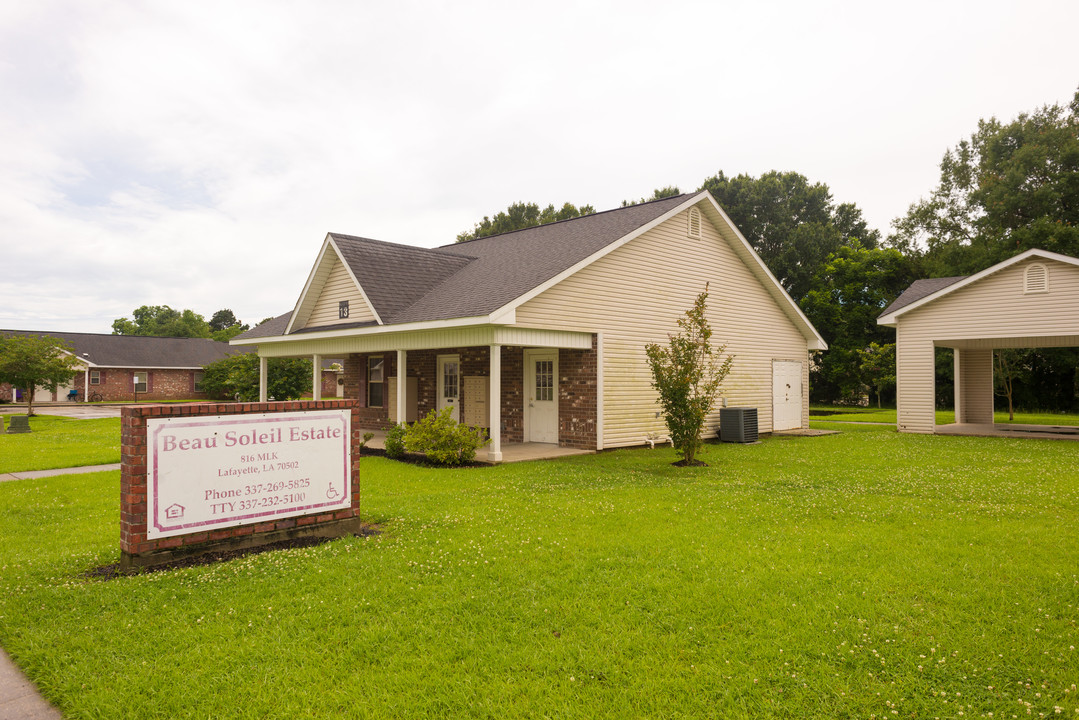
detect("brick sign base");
top-left (121, 400), bottom-right (361, 570)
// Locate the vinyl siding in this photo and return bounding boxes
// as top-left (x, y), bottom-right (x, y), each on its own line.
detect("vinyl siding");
top-left (305, 257), bottom-right (376, 328)
top-left (895, 258), bottom-right (1079, 433)
top-left (955, 349), bottom-right (994, 423)
top-left (514, 204), bottom-right (810, 448)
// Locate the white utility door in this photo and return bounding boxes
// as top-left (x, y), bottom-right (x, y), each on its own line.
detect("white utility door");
top-left (772, 360), bottom-right (803, 431)
top-left (437, 355), bottom-right (460, 422)
top-left (524, 349), bottom-right (558, 443)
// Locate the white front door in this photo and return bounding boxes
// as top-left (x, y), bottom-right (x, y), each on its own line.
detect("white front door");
top-left (773, 360), bottom-right (803, 431)
top-left (524, 349), bottom-right (558, 443)
top-left (437, 355), bottom-right (460, 422)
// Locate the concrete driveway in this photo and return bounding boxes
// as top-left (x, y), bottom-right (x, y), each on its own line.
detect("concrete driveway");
top-left (3, 403), bottom-right (125, 419)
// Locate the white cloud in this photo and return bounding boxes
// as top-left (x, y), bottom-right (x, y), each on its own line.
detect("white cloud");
top-left (0, 0), bottom-right (1076, 332)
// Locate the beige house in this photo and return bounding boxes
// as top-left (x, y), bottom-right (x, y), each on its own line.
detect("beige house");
top-left (233, 191), bottom-right (825, 460)
top-left (878, 249), bottom-right (1079, 435)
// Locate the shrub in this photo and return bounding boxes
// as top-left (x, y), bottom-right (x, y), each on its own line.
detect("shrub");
top-left (645, 286), bottom-right (733, 465)
top-left (404, 407), bottom-right (489, 466)
top-left (384, 423), bottom-right (407, 459)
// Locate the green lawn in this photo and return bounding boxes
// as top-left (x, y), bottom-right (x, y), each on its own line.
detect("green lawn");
top-left (0, 414), bottom-right (121, 473)
top-left (1, 425), bottom-right (1077, 718)
top-left (811, 405), bottom-right (1079, 426)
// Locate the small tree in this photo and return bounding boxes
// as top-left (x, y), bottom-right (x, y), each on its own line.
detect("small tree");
top-left (0, 334), bottom-right (83, 416)
top-left (857, 342), bottom-right (896, 409)
top-left (645, 287), bottom-right (733, 465)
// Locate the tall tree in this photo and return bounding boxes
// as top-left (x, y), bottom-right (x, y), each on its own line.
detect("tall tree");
top-left (0, 334), bottom-right (83, 416)
top-left (700, 170), bottom-right (880, 302)
top-left (208, 308), bottom-right (250, 342)
top-left (800, 243), bottom-right (915, 403)
top-left (621, 186), bottom-right (682, 206)
top-left (456, 201), bottom-right (596, 242)
top-left (112, 305), bottom-right (211, 338)
top-left (891, 89), bottom-right (1079, 275)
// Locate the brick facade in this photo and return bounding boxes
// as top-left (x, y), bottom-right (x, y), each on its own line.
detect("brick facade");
top-left (341, 338), bottom-right (597, 449)
top-left (558, 336), bottom-right (599, 450)
top-left (120, 400), bottom-right (362, 569)
top-left (76, 368), bottom-right (212, 402)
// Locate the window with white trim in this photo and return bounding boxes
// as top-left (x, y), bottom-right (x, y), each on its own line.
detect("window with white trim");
top-left (368, 356), bottom-right (384, 407)
top-left (89, 369), bottom-right (101, 385)
top-left (687, 207), bottom-right (702, 239)
top-left (1024, 263), bottom-right (1048, 294)
top-left (134, 371), bottom-right (148, 393)
top-left (193, 371), bottom-right (205, 392)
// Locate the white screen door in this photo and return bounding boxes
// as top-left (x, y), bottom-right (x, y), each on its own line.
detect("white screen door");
top-left (524, 350), bottom-right (558, 443)
top-left (437, 355), bottom-right (460, 422)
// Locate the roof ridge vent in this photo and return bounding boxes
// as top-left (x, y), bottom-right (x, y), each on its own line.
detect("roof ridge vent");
top-left (1024, 263), bottom-right (1048, 294)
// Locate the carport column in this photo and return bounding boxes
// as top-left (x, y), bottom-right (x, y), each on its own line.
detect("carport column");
top-left (954, 348), bottom-right (995, 424)
top-left (259, 356), bottom-right (268, 402)
top-left (396, 349), bottom-right (407, 424)
top-left (489, 344), bottom-right (502, 462)
top-left (312, 354), bottom-right (322, 400)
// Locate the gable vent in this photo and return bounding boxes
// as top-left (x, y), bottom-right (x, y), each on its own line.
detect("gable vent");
top-left (687, 207), bottom-right (702, 239)
top-left (1024, 263), bottom-right (1048, 294)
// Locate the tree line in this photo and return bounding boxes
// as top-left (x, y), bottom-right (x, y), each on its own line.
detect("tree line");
top-left (458, 88), bottom-right (1079, 412)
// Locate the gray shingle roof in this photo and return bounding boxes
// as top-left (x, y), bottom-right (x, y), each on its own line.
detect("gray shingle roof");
top-left (0, 330), bottom-right (247, 368)
top-left (879, 276), bottom-right (967, 317)
top-left (233, 312), bottom-right (293, 340)
top-left (324, 194), bottom-right (692, 327)
top-left (331, 235), bottom-right (473, 322)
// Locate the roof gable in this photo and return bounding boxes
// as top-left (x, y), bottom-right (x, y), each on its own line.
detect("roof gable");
top-left (287, 237), bottom-right (383, 333)
top-left (878, 249), bottom-right (1079, 326)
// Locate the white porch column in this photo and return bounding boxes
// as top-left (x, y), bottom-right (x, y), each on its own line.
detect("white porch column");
top-left (488, 344), bottom-right (502, 462)
top-left (312, 354), bottom-right (322, 400)
top-left (259, 356), bottom-right (268, 402)
top-left (83, 365), bottom-right (90, 402)
top-left (396, 349), bottom-right (407, 425)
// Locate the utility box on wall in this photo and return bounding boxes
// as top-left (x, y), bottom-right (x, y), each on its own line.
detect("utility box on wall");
top-left (387, 377), bottom-right (419, 423)
top-left (719, 407), bottom-right (758, 443)
top-left (463, 376), bottom-right (490, 428)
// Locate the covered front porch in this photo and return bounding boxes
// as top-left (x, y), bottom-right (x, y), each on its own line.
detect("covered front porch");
top-left (252, 325), bottom-right (600, 462)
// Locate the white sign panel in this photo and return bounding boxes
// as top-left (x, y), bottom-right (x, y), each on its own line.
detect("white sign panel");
top-left (146, 410), bottom-right (351, 539)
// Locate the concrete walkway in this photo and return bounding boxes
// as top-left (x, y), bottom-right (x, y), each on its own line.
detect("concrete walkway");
top-left (0, 463), bottom-right (119, 718)
top-left (0, 464), bottom-right (121, 484)
top-left (0, 649), bottom-right (61, 719)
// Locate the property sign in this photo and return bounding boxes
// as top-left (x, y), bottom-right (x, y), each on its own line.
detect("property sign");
top-left (146, 409), bottom-right (351, 539)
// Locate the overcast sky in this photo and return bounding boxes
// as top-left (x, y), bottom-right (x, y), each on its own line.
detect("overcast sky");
top-left (1, 0), bottom-right (1076, 334)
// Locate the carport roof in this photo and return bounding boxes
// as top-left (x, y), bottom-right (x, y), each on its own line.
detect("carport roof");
top-left (878, 249), bottom-right (1079, 326)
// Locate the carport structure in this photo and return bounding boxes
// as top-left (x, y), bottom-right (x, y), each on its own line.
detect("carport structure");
top-left (878, 249), bottom-right (1079, 435)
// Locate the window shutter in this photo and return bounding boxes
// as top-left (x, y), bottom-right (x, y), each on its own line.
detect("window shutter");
top-left (147, 372), bottom-right (154, 393)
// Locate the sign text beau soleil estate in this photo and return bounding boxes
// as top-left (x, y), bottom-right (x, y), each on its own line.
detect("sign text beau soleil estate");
top-left (146, 409), bottom-right (351, 539)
